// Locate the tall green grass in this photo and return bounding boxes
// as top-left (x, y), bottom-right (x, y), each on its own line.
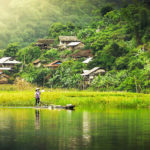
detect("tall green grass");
top-left (0, 85), bottom-right (150, 108)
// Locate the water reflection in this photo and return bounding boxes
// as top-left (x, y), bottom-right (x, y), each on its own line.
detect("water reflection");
top-left (35, 109), bottom-right (40, 130)
top-left (0, 109), bottom-right (150, 150)
top-left (82, 112), bottom-right (91, 144)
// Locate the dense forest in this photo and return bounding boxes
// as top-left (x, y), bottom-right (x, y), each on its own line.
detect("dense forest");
top-left (0, 0), bottom-right (138, 48)
top-left (1, 0), bottom-right (150, 93)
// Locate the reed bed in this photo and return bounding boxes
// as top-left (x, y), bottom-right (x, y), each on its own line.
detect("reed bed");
top-left (0, 85), bottom-right (150, 108)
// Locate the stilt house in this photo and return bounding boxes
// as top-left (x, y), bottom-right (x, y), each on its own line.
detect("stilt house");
top-left (35, 39), bottom-right (54, 50)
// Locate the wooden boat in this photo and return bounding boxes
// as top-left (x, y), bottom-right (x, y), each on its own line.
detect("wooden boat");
top-left (49, 104), bottom-right (75, 110)
top-left (63, 104), bottom-right (75, 110)
top-left (35, 104), bottom-right (75, 110)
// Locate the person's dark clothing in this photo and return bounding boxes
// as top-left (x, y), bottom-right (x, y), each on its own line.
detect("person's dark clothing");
top-left (36, 97), bottom-right (40, 105)
top-left (35, 91), bottom-right (40, 105)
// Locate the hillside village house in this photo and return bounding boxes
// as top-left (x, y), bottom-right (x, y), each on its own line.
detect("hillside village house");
top-left (0, 71), bottom-right (10, 84)
top-left (44, 60), bottom-right (62, 69)
top-left (81, 67), bottom-right (105, 86)
top-left (67, 42), bottom-right (85, 51)
top-left (71, 49), bottom-right (93, 59)
top-left (82, 57), bottom-right (93, 64)
top-left (58, 36), bottom-right (80, 49)
top-left (32, 59), bottom-right (41, 67)
top-left (0, 57), bottom-right (21, 71)
top-left (35, 39), bottom-right (54, 50)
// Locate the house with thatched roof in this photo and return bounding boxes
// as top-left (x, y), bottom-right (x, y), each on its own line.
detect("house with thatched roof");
top-left (58, 36), bottom-right (80, 49)
top-left (32, 59), bottom-right (41, 67)
top-left (0, 57), bottom-right (21, 70)
top-left (44, 60), bottom-right (62, 69)
top-left (59, 36), bottom-right (79, 44)
top-left (67, 42), bottom-right (85, 51)
top-left (35, 39), bottom-right (54, 50)
top-left (70, 50), bottom-right (93, 59)
top-left (81, 67), bottom-right (105, 86)
top-left (0, 72), bottom-right (10, 84)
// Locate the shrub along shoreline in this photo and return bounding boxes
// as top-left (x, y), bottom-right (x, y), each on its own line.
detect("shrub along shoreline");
top-left (0, 88), bottom-right (150, 109)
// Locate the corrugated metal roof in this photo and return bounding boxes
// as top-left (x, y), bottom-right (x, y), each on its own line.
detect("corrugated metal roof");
top-left (0, 57), bottom-right (11, 64)
top-left (95, 69), bottom-right (105, 74)
top-left (0, 57), bottom-right (21, 64)
top-left (83, 70), bottom-right (89, 74)
top-left (82, 57), bottom-right (93, 64)
top-left (67, 42), bottom-right (81, 47)
top-left (3, 60), bottom-right (21, 64)
top-left (0, 68), bottom-right (12, 71)
top-left (81, 67), bottom-right (100, 76)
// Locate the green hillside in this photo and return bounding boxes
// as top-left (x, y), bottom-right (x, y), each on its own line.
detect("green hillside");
top-left (0, 0), bottom-right (150, 93)
top-left (0, 0), bottom-right (134, 48)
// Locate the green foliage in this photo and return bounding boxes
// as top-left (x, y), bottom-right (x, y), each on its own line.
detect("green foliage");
top-left (21, 65), bottom-right (50, 85)
top-left (128, 56), bottom-right (144, 70)
top-left (105, 42), bottom-right (127, 57)
top-left (0, 50), bottom-right (4, 58)
top-left (48, 22), bottom-right (79, 39)
top-left (33, 68), bottom-right (50, 86)
top-left (0, 0), bottom-right (133, 48)
top-left (118, 68), bottom-right (150, 93)
top-left (91, 70), bottom-right (128, 90)
top-left (104, 10), bottom-right (121, 24)
top-left (41, 49), bottom-right (60, 62)
top-left (17, 44), bottom-right (41, 64)
top-left (4, 43), bottom-right (20, 57)
top-left (88, 51), bottom-right (115, 70)
top-left (47, 60), bottom-right (85, 88)
top-left (115, 56), bottom-right (129, 70)
top-left (40, 48), bottom-right (72, 63)
top-left (101, 5), bottom-right (113, 16)
top-left (142, 27), bottom-right (150, 43)
top-left (59, 49), bottom-right (72, 58)
top-left (0, 0), bottom-right (92, 48)
top-left (1, 1), bottom-right (150, 93)
top-left (49, 23), bottom-right (68, 38)
top-left (88, 42), bottom-right (128, 70)
top-left (121, 4), bottom-right (149, 45)
top-left (77, 28), bottom-right (95, 40)
top-left (88, 11), bottom-right (128, 54)
top-left (91, 65), bottom-right (150, 93)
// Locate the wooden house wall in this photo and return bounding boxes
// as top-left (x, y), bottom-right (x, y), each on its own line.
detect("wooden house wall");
top-left (0, 77), bottom-right (9, 84)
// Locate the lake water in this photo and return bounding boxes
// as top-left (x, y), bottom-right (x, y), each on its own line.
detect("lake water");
top-left (0, 108), bottom-right (150, 150)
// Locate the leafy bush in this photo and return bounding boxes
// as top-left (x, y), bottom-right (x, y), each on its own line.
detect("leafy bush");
top-left (101, 5), bottom-right (113, 16)
top-left (47, 60), bottom-right (85, 88)
top-left (17, 44), bottom-right (41, 64)
top-left (4, 43), bottom-right (20, 58)
top-left (21, 65), bottom-right (50, 86)
top-left (91, 70), bottom-right (128, 91)
top-left (41, 48), bottom-right (60, 62)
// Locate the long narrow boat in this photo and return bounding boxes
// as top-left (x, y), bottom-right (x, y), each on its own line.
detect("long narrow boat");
top-left (35, 104), bottom-right (75, 110)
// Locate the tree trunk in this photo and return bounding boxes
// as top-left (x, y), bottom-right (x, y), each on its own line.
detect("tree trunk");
top-left (135, 31), bottom-right (141, 46)
top-left (134, 76), bottom-right (138, 93)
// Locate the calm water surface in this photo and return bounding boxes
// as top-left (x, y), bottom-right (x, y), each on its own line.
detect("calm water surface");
top-left (0, 108), bottom-right (150, 150)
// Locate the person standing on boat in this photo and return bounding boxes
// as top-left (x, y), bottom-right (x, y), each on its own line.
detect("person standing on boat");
top-left (35, 88), bottom-right (40, 106)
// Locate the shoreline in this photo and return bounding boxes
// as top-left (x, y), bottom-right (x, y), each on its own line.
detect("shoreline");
top-left (0, 89), bottom-right (150, 109)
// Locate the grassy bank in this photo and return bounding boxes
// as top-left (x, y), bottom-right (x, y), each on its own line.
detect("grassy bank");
top-left (0, 85), bottom-right (150, 109)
